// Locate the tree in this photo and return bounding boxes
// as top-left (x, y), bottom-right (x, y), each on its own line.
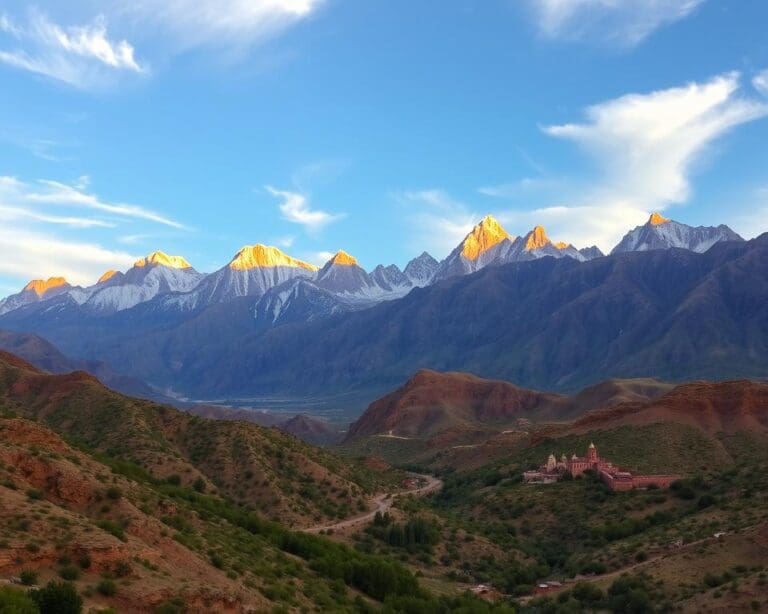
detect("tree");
top-left (0, 586), bottom-right (39, 614)
top-left (30, 581), bottom-right (82, 614)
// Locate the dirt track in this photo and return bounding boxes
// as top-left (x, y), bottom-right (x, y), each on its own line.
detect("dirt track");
top-left (302, 473), bottom-right (443, 534)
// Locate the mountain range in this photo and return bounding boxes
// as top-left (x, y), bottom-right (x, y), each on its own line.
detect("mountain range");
top-left (0, 212), bottom-right (757, 405)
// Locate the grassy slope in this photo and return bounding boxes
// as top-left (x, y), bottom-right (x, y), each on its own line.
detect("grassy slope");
top-left (0, 353), bottom-right (389, 527)
top-left (375, 420), bottom-right (768, 611)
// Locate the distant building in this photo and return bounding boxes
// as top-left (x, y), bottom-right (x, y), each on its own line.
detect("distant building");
top-left (523, 443), bottom-right (681, 492)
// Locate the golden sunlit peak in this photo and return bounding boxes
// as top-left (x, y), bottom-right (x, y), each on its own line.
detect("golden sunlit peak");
top-left (524, 225), bottom-right (551, 251)
top-left (98, 270), bottom-right (119, 284)
top-left (23, 277), bottom-right (69, 297)
top-left (229, 244), bottom-right (319, 272)
top-left (649, 212), bottom-right (670, 226)
top-left (134, 251), bottom-right (192, 269)
top-left (554, 241), bottom-right (571, 250)
top-left (460, 215), bottom-right (511, 260)
top-left (328, 250), bottom-right (359, 267)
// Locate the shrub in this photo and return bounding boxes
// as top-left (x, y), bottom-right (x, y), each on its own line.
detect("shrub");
top-left (192, 478), bottom-right (206, 493)
top-left (114, 561), bottom-right (132, 578)
top-left (19, 569), bottom-right (38, 585)
top-left (105, 487), bottom-right (122, 501)
top-left (26, 489), bottom-right (44, 501)
top-left (96, 520), bottom-right (125, 542)
top-left (59, 565), bottom-right (81, 581)
top-left (97, 579), bottom-right (117, 596)
top-left (30, 581), bottom-right (83, 614)
top-left (0, 586), bottom-right (38, 614)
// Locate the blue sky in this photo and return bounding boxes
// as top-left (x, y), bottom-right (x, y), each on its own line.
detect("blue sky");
top-left (0, 0), bottom-right (767, 290)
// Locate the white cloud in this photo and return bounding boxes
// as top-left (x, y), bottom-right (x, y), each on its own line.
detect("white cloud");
top-left (398, 190), bottom-right (481, 258)
top-left (0, 174), bottom-right (186, 288)
top-left (122, 0), bottom-right (324, 49)
top-left (275, 235), bottom-right (295, 248)
top-left (478, 178), bottom-right (555, 199)
top-left (307, 250), bottom-right (335, 266)
top-left (529, 0), bottom-right (705, 46)
top-left (754, 69), bottom-right (768, 97)
top-left (23, 178), bottom-right (186, 229)
top-left (537, 72), bottom-right (768, 250)
top-left (0, 10), bottom-right (144, 88)
top-left (0, 204), bottom-right (115, 228)
top-left (0, 227), bottom-right (136, 287)
top-left (267, 186), bottom-right (343, 233)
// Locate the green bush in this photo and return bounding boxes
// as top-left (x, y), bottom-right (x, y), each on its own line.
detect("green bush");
top-left (58, 566), bottom-right (80, 581)
top-left (30, 581), bottom-right (83, 614)
top-left (96, 579), bottom-right (117, 597)
top-left (0, 585), bottom-right (39, 613)
top-left (96, 520), bottom-right (125, 542)
top-left (19, 570), bottom-right (38, 586)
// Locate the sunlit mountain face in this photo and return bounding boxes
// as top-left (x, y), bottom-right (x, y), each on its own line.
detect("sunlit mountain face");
top-left (0, 212), bottom-right (745, 320)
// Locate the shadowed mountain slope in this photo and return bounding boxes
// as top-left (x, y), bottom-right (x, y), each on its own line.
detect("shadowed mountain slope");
top-left (0, 352), bottom-right (378, 527)
top-left (346, 370), bottom-right (672, 440)
top-left (158, 235), bottom-right (767, 400)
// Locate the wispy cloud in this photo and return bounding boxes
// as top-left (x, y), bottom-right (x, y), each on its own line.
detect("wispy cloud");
top-left (397, 190), bottom-right (481, 258)
top-left (0, 174), bottom-right (184, 286)
top-left (122, 0), bottom-right (324, 50)
top-left (754, 69), bottom-right (768, 97)
top-left (545, 72), bottom-right (768, 207)
top-left (266, 185), bottom-right (344, 233)
top-left (306, 250), bottom-right (335, 266)
top-left (22, 178), bottom-right (186, 229)
top-left (0, 227), bottom-right (137, 287)
top-left (0, 10), bottom-right (145, 88)
top-left (528, 0), bottom-right (705, 46)
top-left (478, 178), bottom-right (555, 199)
top-left (407, 72), bottom-right (768, 254)
top-left (0, 204), bottom-right (115, 228)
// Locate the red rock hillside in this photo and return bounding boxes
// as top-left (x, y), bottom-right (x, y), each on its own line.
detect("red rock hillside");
top-left (572, 380), bottom-right (768, 435)
top-left (346, 369), bottom-right (562, 439)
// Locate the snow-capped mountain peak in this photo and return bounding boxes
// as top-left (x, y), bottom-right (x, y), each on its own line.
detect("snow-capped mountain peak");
top-left (523, 225), bottom-right (550, 251)
top-left (649, 212), bottom-right (670, 226)
top-left (23, 277), bottom-right (70, 298)
top-left (611, 214), bottom-right (744, 255)
top-left (326, 250), bottom-right (359, 267)
top-left (229, 244), bottom-right (319, 272)
top-left (98, 270), bottom-right (121, 284)
top-left (460, 215), bottom-right (511, 260)
top-left (404, 252), bottom-right (438, 287)
top-left (0, 277), bottom-right (73, 316)
top-left (134, 251), bottom-right (192, 269)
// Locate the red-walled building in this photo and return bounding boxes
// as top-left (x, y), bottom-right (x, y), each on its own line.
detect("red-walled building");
top-left (523, 443), bottom-right (681, 491)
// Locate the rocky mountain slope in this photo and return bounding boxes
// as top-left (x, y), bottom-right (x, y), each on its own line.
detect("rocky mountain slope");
top-left (612, 212), bottom-right (743, 254)
top-left (144, 233), bottom-right (767, 401)
top-left (346, 369), bottom-right (672, 440)
top-left (0, 277), bottom-right (71, 316)
top-left (572, 379), bottom-right (768, 435)
top-left (0, 215), bottom-right (751, 404)
top-left (0, 352), bottom-right (378, 527)
top-left (0, 329), bottom-right (161, 400)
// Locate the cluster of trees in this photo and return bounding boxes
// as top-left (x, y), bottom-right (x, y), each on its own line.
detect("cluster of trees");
top-left (522, 574), bottom-right (669, 613)
top-left (0, 581), bottom-right (83, 614)
top-left (367, 513), bottom-right (441, 553)
top-left (593, 510), bottom-right (674, 542)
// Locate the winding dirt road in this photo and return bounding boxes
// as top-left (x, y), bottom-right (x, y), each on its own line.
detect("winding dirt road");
top-left (303, 473), bottom-right (443, 534)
